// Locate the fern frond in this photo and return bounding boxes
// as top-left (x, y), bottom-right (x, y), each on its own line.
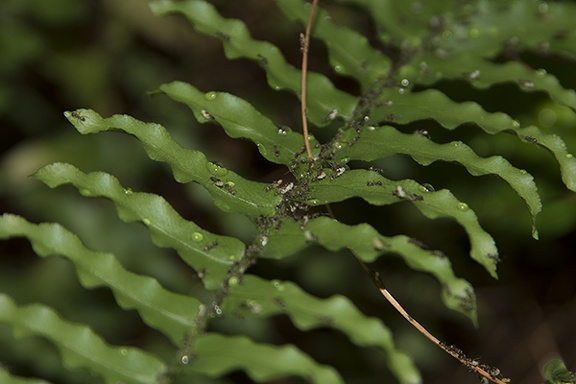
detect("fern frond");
top-left (188, 333), bottom-right (344, 384)
top-left (336, 125), bottom-right (542, 237)
top-left (410, 58), bottom-right (576, 111)
top-left (275, 0), bottom-right (391, 91)
top-left (309, 169), bottom-right (499, 277)
top-left (224, 274), bottom-right (421, 384)
top-left (157, 81), bottom-right (314, 164)
top-left (0, 214), bottom-right (200, 345)
top-left (263, 218), bottom-right (480, 321)
top-left (369, 90), bottom-right (576, 191)
top-left (149, 0), bottom-right (357, 125)
top-left (34, 162), bottom-right (244, 290)
top-left (64, 109), bottom-right (278, 218)
top-left (0, 294), bottom-right (166, 384)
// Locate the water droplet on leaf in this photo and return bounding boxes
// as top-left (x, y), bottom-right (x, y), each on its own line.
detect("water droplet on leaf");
top-left (535, 68), bottom-right (547, 77)
top-left (401, 79), bottom-right (410, 87)
top-left (191, 232), bottom-right (204, 242)
top-left (124, 188), bottom-right (133, 195)
top-left (457, 202), bottom-right (469, 212)
top-left (205, 92), bottom-right (217, 101)
top-left (419, 61), bottom-right (428, 73)
top-left (518, 79), bottom-right (534, 89)
top-left (247, 299), bottom-right (262, 313)
top-left (538, 108), bottom-right (556, 128)
top-left (466, 69), bottom-right (481, 81)
top-left (257, 143), bottom-right (267, 156)
top-left (468, 27), bottom-right (481, 39)
top-left (181, 355), bottom-right (190, 364)
top-left (212, 302), bottom-right (223, 317)
top-left (207, 162), bottom-right (228, 176)
top-left (271, 280), bottom-right (285, 291)
top-left (418, 183), bottom-right (434, 192)
top-left (538, 1), bottom-right (549, 14)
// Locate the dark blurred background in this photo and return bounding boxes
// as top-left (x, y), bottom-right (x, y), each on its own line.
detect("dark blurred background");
top-left (1, 1), bottom-right (575, 383)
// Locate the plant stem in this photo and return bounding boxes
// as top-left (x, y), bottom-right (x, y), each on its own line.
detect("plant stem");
top-left (301, 0), bottom-right (318, 160)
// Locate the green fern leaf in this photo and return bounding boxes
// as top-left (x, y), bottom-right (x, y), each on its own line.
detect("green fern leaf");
top-left (225, 275), bottom-right (421, 384)
top-left (157, 81), bottom-right (314, 164)
top-left (275, 0), bottom-right (391, 92)
top-left (0, 294), bottom-right (166, 384)
top-left (64, 109), bottom-right (278, 218)
top-left (336, 125), bottom-right (542, 237)
top-left (0, 214), bottom-right (200, 345)
top-left (435, 0), bottom-right (576, 57)
top-left (262, 218), bottom-right (480, 322)
top-left (310, 169), bottom-right (498, 276)
top-left (515, 125), bottom-right (576, 191)
top-left (543, 358), bottom-right (576, 384)
top-left (188, 333), bottom-right (344, 383)
top-left (369, 90), bottom-right (576, 191)
top-left (370, 88), bottom-right (519, 133)
top-left (35, 162), bottom-right (243, 290)
top-left (149, 0), bottom-right (357, 125)
top-left (410, 57), bottom-right (576, 111)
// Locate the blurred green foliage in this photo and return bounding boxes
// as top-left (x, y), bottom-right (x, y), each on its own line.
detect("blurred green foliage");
top-left (1, 0), bottom-right (575, 383)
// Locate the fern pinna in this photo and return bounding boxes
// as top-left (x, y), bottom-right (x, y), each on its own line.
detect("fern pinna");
top-left (1, 0), bottom-right (576, 383)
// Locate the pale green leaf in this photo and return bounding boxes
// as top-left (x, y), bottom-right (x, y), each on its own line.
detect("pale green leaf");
top-left (0, 214), bottom-right (199, 345)
top-left (224, 275), bottom-right (421, 384)
top-left (149, 0), bottom-right (357, 125)
top-left (369, 90), bottom-right (576, 191)
top-left (275, 0), bottom-right (391, 92)
top-left (406, 57), bottom-right (576, 111)
top-left (262, 218), bottom-right (481, 321)
top-left (310, 168), bottom-right (499, 279)
top-left (543, 358), bottom-right (576, 384)
top-left (335, 125), bottom-right (542, 238)
top-left (189, 333), bottom-right (344, 384)
top-left (0, 294), bottom-right (166, 384)
top-left (63, 109), bottom-right (279, 217)
top-left (34, 162), bottom-right (244, 290)
top-left (158, 81), bottom-right (312, 164)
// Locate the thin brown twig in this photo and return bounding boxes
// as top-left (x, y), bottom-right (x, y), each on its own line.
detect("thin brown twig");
top-left (300, 0), bottom-right (318, 160)
top-left (355, 256), bottom-right (510, 384)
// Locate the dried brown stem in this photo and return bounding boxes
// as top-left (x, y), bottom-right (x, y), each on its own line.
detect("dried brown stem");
top-left (355, 256), bottom-right (510, 384)
top-left (300, 0), bottom-right (318, 160)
